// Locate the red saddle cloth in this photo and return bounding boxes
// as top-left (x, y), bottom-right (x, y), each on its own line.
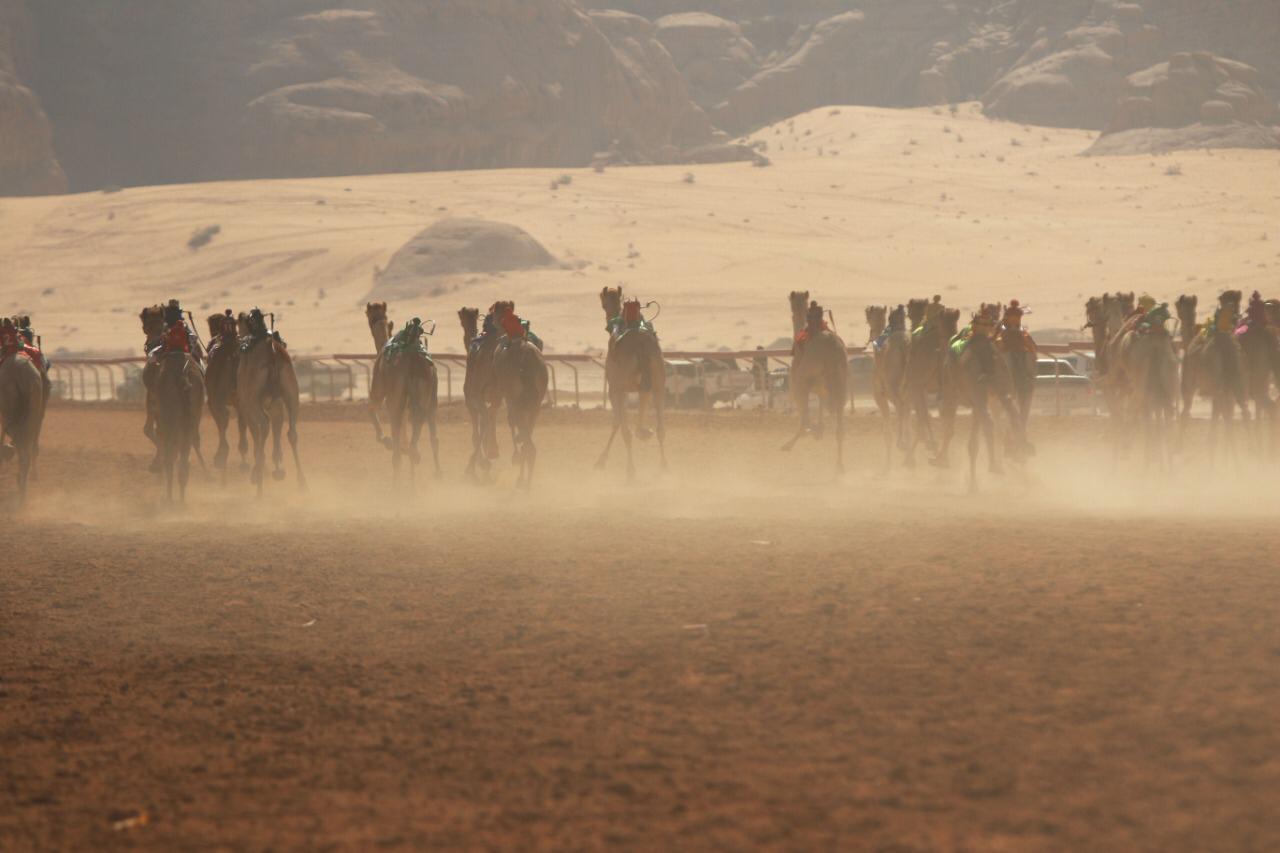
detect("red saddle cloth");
top-left (501, 312), bottom-right (526, 339)
top-left (997, 327), bottom-right (1036, 353)
top-left (794, 322), bottom-right (829, 345)
top-left (0, 344), bottom-right (41, 368)
top-left (162, 323), bottom-right (192, 353)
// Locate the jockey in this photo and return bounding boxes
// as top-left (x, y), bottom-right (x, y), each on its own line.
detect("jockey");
top-left (795, 301), bottom-right (829, 350)
top-left (608, 298), bottom-right (654, 339)
top-left (1137, 302), bottom-right (1172, 334)
top-left (498, 309), bottom-right (545, 351)
top-left (914, 295), bottom-right (944, 337)
top-left (149, 299), bottom-right (194, 361)
top-left (1001, 300), bottom-right (1025, 331)
top-left (208, 309), bottom-right (239, 356)
top-left (241, 306), bottom-right (286, 352)
top-left (873, 305), bottom-right (906, 350)
top-left (1241, 291), bottom-right (1268, 332)
top-left (384, 317), bottom-right (432, 363)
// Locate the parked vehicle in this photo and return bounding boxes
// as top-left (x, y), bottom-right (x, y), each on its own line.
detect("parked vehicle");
top-left (665, 357), bottom-right (756, 408)
top-left (1032, 357), bottom-right (1094, 414)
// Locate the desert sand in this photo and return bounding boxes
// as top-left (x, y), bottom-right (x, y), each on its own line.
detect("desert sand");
top-left (2, 105), bottom-right (1277, 358)
top-left (3, 103), bottom-right (1279, 851)
top-left (2, 405), bottom-right (1279, 849)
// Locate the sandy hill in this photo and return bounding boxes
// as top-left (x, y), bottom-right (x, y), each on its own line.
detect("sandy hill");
top-left (2, 104), bottom-right (1277, 358)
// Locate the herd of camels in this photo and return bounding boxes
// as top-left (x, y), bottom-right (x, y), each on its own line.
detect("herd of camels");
top-left (1, 286), bottom-right (1278, 505)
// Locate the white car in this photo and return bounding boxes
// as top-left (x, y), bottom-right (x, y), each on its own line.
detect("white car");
top-left (1032, 358), bottom-right (1095, 415)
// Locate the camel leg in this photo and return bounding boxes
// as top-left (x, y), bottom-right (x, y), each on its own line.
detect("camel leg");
top-left (250, 409), bottom-right (269, 498)
top-left (616, 389), bottom-right (636, 483)
top-left (270, 403), bottom-right (286, 481)
top-left (286, 398), bottom-right (307, 491)
top-left (930, 388), bottom-right (956, 469)
top-left (834, 397), bottom-right (845, 475)
top-left (781, 387), bottom-right (809, 451)
top-left (178, 438), bottom-right (190, 505)
top-left (595, 410), bottom-right (622, 470)
top-left (428, 413), bottom-right (442, 478)
top-left (654, 392), bottom-right (668, 471)
top-left (211, 404), bottom-right (230, 470)
top-left (237, 408), bottom-right (250, 472)
top-left (521, 415), bottom-right (538, 490)
top-left (483, 401), bottom-right (501, 460)
top-left (369, 403), bottom-right (393, 450)
top-left (636, 391), bottom-right (653, 441)
top-left (873, 387), bottom-right (892, 473)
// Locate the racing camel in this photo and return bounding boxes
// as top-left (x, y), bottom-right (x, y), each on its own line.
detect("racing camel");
top-left (595, 286), bottom-right (667, 481)
top-left (459, 305), bottom-right (505, 480)
top-left (204, 310), bottom-right (247, 475)
top-left (155, 344), bottom-right (206, 503)
top-left (866, 305), bottom-right (909, 472)
top-left (375, 317), bottom-right (441, 486)
top-left (1177, 292), bottom-right (1250, 465)
top-left (1234, 292), bottom-right (1279, 456)
top-left (139, 305), bottom-right (166, 471)
top-left (932, 308), bottom-right (1026, 490)
top-left (364, 301), bottom-right (395, 447)
top-left (237, 312), bottom-right (307, 496)
top-left (1111, 307), bottom-right (1180, 471)
top-left (493, 314), bottom-right (549, 489)
top-left (900, 296), bottom-right (950, 467)
top-left (0, 320), bottom-right (46, 504)
top-left (782, 291), bottom-right (848, 472)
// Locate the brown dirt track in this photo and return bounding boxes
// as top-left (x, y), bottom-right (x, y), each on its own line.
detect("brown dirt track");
top-left (3, 405), bottom-right (1278, 851)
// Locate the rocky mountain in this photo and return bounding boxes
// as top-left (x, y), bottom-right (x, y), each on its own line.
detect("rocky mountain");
top-left (1, 0), bottom-right (1275, 196)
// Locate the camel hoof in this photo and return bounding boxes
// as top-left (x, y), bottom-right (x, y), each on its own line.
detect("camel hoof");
top-left (0, 445), bottom-right (13, 464)
top-left (635, 427), bottom-right (653, 441)
top-left (381, 437), bottom-right (395, 451)
top-left (272, 469), bottom-right (286, 482)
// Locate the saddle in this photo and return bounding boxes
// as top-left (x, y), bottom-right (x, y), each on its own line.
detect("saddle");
top-left (995, 327), bottom-right (1036, 353)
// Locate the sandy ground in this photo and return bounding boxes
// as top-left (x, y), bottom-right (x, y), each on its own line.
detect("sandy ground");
top-left (2, 105), bottom-right (1277, 358)
top-left (2, 405), bottom-right (1278, 850)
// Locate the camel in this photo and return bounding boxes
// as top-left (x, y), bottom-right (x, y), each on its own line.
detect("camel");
top-left (932, 309), bottom-right (1027, 489)
top-left (781, 291), bottom-right (848, 472)
top-left (0, 330), bottom-right (46, 504)
top-left (154, 349), bottom-right (205, 503)
top-left (906, 298), bottom-right (928, 331)
top-left (866, 305), bottom-right (909, 472)
top-left (459, 306), bottom-right (506, 479)
top-left (993, 302), bottom-right (1037, 449)
top-left (365, 301), bottom-right (395, 446)
top-left (204, 311), bottom-right (247, 474)
top-left (900, 296), bottom-right (950, 466)
top-left (493, 328), bottom-right (549, 489)
top-left (378, 319), bottom-right (441, 487)
top-left (595, 286), bottom-right (668, 481)
top-left (139, 305), bottom-right (166, 470)
top-left (1177, 293), bottom-right (1250, 464)
top-left (1111, 318), bottom-right (1180, 471)
top-left (237, 326), bottom-right (306, 496)
top-left (1234, 293), bottom-right (1279, 456)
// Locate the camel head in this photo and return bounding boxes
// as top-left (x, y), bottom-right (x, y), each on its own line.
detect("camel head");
top-left (789, 291), bottom-right (810, 333)
top-left (1218, 289), bottom-right (1243, 314)
top-left (366, 301), bottom-right (392, 333)
top-left (1084, 296), bottom-right (1104, 329)
top-left (1265, 300), bottom-right (1280, 328)
top-left (941, 308), bottom-right (961, 339)
top-left (1175, 294), bottom-right (1198, 328)
top-left (600, 286), bottom-right (623, 320)
top-left (1115, 291), bottom-right (1135, 316)
top-left (458, 307), bottom-right (480, 347)
top-left (206, 312), bottom-right (226, 339)
top-left (139, 305), bottom-right (165, 339)
top-left (906, 298), bottom-right (928, 329)
top-left (237, 312), bottom-right (251, 337)
top-left (865, 305), bottom-right (887, 338)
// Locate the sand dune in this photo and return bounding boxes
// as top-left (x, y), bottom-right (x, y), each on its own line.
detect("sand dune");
top-left (2, 105), bottom-right (1277, 357)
